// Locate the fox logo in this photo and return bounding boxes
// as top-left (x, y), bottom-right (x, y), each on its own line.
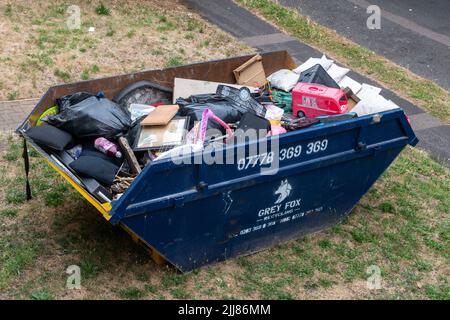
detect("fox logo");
top-left (275, 179), bottom-right (292, 204)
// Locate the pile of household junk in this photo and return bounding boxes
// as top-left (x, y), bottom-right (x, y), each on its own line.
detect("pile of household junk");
top-left (24, 54), bottom-right (400, 202)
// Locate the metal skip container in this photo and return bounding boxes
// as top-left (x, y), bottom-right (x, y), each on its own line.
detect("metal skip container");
top-left (17, 51), bottom-right (418, 272)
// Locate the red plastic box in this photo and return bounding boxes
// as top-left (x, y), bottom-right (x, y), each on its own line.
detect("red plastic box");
top-left (292, 83), bottom-right (348, 118)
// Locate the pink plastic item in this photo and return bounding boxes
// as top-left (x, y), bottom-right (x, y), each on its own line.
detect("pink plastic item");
top-left (94, 137), bottom-right (122, 158)
top-left (268, 125), bottom-right (287, 136)
top-left (292, 83), bottom-right (348, 118)
top-left (265, 104), bottom-right (287, 136)
top-left (197, 108), bottom-right (233, 144)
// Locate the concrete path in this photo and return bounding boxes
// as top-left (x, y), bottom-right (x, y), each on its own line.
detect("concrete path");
top-left (183, 0), bottom-right (449, 167)
top-left (0, 99), bottom-right (37, 132)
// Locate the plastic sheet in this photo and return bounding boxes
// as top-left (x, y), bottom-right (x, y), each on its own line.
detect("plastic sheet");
top-left (299, 64), bottom-right (339, 89)
top-left (271, 89), bottom-right (292, 113)
top-left (46, 92), bottom-right (131, 139)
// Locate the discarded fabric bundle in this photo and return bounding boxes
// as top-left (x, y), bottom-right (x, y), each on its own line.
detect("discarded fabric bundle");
top-left (25, 124), bottom-right (74, 151)
top-left (46, 92), bottom-right (131, 139)
top-left (69, 155), bottom-right (119, 186)
top-left (326, 63), bottom-right (350, 83)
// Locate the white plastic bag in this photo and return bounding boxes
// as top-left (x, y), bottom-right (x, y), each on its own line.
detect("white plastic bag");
top-left (293, 54), bottom-right (334, 74)
top-left (267, 69), bottom-right (300, 92)
top-left (129, 103), bottom-right (155, 121)
top-left (265, 104), bottom-right (284, 121)
top-left (357, 84), bottom-right (382, 100)
top-left (327, 64), bottom-right (350, 82)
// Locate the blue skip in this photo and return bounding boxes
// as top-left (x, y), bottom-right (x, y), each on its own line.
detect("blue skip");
top-left (18, 51), bottom-right (418, 272)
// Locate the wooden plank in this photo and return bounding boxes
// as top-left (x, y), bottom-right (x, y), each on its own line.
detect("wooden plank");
top-left (118, 137), bottom-right (141, 174)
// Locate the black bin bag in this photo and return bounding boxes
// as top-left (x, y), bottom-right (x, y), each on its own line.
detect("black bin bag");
top-left (299, 64), bottom-right (340, 89)
top-left (177, 86), bottom-right (267, 134)
top-left (46, 92), bottom-right (131, 139)
top-left (177, 94), bottom-right (242, 133)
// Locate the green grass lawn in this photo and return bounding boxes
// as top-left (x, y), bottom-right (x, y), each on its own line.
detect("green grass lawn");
top-left (0, 134), bottom-right (448, 299)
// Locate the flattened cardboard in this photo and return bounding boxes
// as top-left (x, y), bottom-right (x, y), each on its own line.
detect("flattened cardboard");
top-left (173, 78), bottom-right (258, 103)
top-left (141, 105), bottom-right (179, 126)
top-left (347, 98), bottom-right (357, 110)
top-left (233, 54), bottom-right (266, 87)
top-left (343, 87), bottom-right (360, 111)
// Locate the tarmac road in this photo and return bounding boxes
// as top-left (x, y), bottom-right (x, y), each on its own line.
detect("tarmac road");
top-left (184, 0), bottom-right (450, 167)
top-left (279, 0), bottom-right (450, 90)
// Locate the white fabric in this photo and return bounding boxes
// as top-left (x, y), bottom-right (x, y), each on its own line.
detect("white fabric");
top-left (327, 63), bottom-right (350, 82)
top-left (267, 69), bottom-right (300, 92)
top-left (357, 83), bottom-right (382, 100)
top-left (352, 93), bottom-right (399, 116)
top-left (293, 54), bottom-right (334, 74)
top-left (338, 76), bottom-right (362, 94)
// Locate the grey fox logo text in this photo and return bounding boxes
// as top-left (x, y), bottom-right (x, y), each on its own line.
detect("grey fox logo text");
top-left (274, 179), bottom-right (292, 204)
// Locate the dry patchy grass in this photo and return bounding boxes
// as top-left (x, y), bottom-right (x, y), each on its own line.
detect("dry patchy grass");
top-left (0, 0), bottom-right (253, 100)
top-left (0, 133), bottom-right (448, 300)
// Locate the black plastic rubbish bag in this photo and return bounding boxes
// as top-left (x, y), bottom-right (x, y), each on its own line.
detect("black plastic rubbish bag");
top-left (299, 64), bottom-right (340, 89)
top-left (216, 85), bottom-right (266, 118)
top-left (46, 92), bottom-right (131, 139)
top-left (177, 94), bottom-right (242, 133)
top-left (177, 85), bottom-right (267, 134)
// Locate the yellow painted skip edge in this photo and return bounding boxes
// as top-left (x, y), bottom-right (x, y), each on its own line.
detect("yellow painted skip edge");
top-left (120, 223), bottom-right (167, 266)
top-left (46, 159), bottom-right (112, 220)
top-left (46, 158), bottom-right (166, 265)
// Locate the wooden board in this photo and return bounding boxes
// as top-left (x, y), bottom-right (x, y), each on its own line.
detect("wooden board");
top-left (173, 78), bottom-right (258, 103)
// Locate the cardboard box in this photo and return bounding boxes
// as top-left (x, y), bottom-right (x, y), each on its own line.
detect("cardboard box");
top-left (343, 87), bottom-right (360, 111)
top-left (233, 54), bottom-right (266, 87)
